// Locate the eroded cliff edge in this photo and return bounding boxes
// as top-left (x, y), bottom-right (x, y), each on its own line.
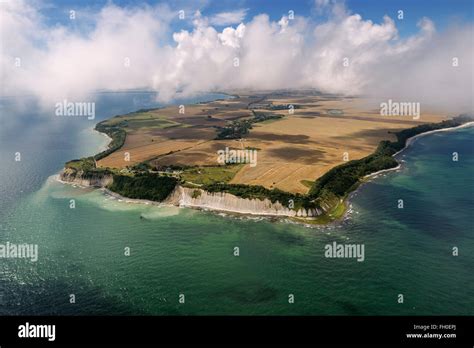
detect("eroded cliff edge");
top-left (58, 169), bottom-right (322, 217)
top-left (164, 186), bottom-right (322, 217)
top-left (60, 167), bottom-right (114, 187)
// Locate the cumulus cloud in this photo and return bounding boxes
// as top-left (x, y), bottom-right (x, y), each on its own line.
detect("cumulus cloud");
top-left (1, 0), bottom-right (472, 113)
top-left (1, 1), bottom-right (175, 103)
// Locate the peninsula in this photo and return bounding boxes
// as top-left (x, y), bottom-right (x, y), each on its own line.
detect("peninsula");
top-left (60, 90), bottom-right (473, 223)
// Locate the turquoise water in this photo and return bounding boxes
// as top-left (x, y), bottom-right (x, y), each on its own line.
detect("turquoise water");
top-left (0, 94), bottom-right (473, 315)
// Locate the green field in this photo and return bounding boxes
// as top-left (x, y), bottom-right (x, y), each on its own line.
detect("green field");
top-left (180, 165), bottom-right (243, 185)
top-left (300, 180), bottom-right (314, 188)
top-left (103, 111), bottom-right (184, 130)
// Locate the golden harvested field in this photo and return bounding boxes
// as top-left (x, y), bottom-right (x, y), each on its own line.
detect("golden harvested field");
top-left (98, 91), bottom-right (447, 194)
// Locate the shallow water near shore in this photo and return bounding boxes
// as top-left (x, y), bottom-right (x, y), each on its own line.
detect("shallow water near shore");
top-left (0, 93), bottom-right (473, 315)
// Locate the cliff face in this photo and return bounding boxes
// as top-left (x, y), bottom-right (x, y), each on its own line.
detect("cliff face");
top-left (59, 169), bottom-right (321, 217)
top-left (164, 186), bottom-right (322, 217)
top-left (59, 168), bottom-right (113, 187)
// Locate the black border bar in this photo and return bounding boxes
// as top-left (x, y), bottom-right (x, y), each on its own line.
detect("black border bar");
top-left (0, 316), bottom-right (473, 345)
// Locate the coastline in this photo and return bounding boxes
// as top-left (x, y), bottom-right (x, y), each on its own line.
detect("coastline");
top-left (363, 120), bottom-right (474, 180)
top-left (55, 176), bottom-right (319, 226)
top-left (397, 120), bottom-right (474, 155)
top-left (345, 121), bottom-right (474, 211)
top-left (58, 120), bottom-right (474, 224)
top-left (56, 176), bottom-right (319, 220)
top-left (94, 127), bottom-right (113, 152)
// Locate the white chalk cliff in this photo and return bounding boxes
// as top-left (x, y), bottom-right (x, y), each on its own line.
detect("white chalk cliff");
top-left (164, 186), bottom-right (322, 217)
top-left (59, 168), bottom-right (113, 187)
top-left (59, 169), bottom-right (321, 217)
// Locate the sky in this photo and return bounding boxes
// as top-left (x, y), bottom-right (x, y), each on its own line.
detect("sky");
top-left (34, 0), bottom-right (474, 32)
top-left (32, 0), bottom-right (474, 37)
top-left (1, 0), bottom-right (473, 112)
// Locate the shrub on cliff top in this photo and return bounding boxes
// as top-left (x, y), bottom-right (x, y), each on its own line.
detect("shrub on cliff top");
top-left (108, 173), bottom-right (177, 202)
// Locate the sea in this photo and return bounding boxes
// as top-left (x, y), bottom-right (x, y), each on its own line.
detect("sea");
top-left (0, 92), bottom-right (472, 315)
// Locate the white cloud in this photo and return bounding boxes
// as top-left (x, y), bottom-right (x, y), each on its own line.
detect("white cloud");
top-left (209, 8), bottom-right (247, 26)
top-left (218, 23), bottom-right (246, 48)
top-left (0, 0), bottom-right (472, 114)
top-left (1, 1), bottom-right (175, 104)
